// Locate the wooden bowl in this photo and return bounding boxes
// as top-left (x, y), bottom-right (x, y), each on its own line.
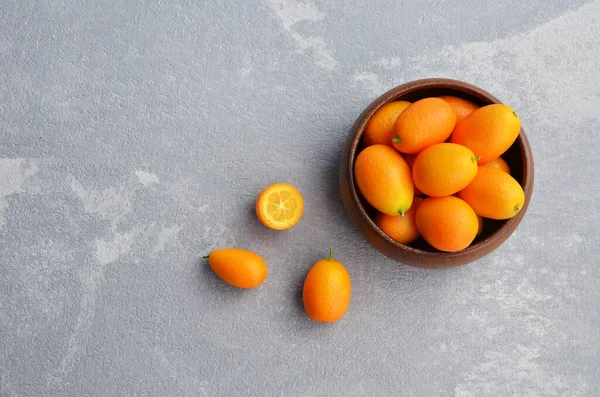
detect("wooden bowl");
top-left (339, 78), bottom-right (534, 269)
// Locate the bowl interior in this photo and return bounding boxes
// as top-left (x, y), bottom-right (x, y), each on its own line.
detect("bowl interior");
top-left (349, 81), bottom-right (531, 256)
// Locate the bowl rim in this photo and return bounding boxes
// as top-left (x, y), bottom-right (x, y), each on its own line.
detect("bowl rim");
top-left (346, 77), bottom-right (535, 261)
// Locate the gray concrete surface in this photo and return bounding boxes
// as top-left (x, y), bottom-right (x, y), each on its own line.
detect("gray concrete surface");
top-left (1, 0), bottom-right (599, 395)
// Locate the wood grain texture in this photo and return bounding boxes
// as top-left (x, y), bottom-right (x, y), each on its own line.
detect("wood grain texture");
top-left (339, 78), bottom-right (534, 269)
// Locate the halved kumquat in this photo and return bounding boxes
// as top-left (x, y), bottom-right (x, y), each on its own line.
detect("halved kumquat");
top-left (256, 183), bottom-right (304, 230)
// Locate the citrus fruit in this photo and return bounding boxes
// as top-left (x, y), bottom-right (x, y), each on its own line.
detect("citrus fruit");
top-left (392, 97), bottom-right (456, 154)
top-left (412, 143), bottom-right (479, 197)
top-left (439, 95), bottom-right (480, 120)
top-left (485, 157), bottom-right (511, 174)
top-left (476, 215), bottom-right (484, 238)
top-left (256, 183), bottom-right (304, 230)
top-left (205, 248), bottom-right (268, 288)
top-left (363, 101), bottom-right (411, 146)
top-left (303, 247), bottom-right (351, 323)
top-left (451, 104), bottom-right (521, 165)
top-left (415, 196), bottom-right (479, 252)
top-left (375, 197), bottom-right (423, 244)
top-left (458, 166), bottom-right (525, 220)
top-left (403, 154), bottom-right (423, 196)
top-left (354, 144), bottom-right (414, 216)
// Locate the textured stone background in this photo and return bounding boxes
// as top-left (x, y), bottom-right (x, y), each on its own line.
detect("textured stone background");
top-left (1, 0), bottom-right (599, 396)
